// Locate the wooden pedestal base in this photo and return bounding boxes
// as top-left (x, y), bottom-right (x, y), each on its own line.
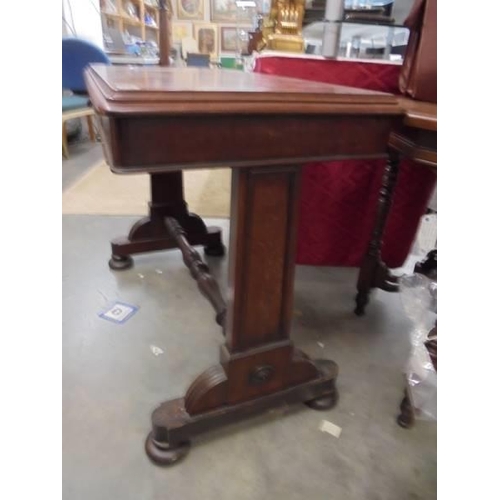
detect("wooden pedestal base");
top-left (109, 219), bottom-right (224, 270)
top-left (143, 167), bottom-right (340, 465)
top-left (109, 172), bottom-right (225, 271)
top-left (145, 358), bottom-right (338, 465)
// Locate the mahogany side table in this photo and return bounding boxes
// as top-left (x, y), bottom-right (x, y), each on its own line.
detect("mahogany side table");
top-left (85, 65), bottom-right (402, 465)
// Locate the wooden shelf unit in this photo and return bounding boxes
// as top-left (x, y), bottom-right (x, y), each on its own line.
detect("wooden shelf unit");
top-left (100, 0), bottom-right (160, 43)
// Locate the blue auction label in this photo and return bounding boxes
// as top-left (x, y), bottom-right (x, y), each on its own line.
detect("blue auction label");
top-left (98, 301), bottom-right (139, 324)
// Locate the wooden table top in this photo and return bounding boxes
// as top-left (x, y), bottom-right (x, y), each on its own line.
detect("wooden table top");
top-left (85, 65), bottom-right (402, 117)
top-left (399, 97), bottom-right (437, 131)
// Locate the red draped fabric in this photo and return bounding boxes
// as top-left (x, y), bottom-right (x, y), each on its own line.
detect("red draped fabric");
top-left (254, 56), bottom-right (436, 267)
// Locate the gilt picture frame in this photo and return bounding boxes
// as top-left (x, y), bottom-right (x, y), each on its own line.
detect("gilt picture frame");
top-left (220, 26), bottom-right (250, 52)
top-left (176, 0), bottom-right (204, 20)
top-left (211, 0), bottom-right (254, 22)
top-left (193, 23), bottom-right (219, 60)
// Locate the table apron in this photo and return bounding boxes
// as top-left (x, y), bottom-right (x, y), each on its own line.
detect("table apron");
top-left (97, 113), bottom-right (397, 171)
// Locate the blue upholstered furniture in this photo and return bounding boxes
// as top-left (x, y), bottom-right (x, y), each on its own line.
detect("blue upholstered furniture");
top-left (62, 37), bottom-right (110, 93)
top-left (62, 37), bottom-right (110, 158)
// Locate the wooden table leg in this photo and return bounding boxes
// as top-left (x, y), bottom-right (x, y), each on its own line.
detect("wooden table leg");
top-left (86, 114), bottom-right (96, 142)
top-left (355, 150), bottom-right (401, 315)
top-left (109, 172), bottom-right (225, 270)
top-left (397, 388), bottom-right (415, 429)
top-left (145, 166), bottom-right (339, 465)
top-left (62, 122), bottom-right (69, 159)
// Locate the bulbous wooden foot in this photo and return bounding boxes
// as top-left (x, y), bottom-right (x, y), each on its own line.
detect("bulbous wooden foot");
top-left (305, 388), bottom-right (339, 410)
top-left (397, 413), bottom-right (414, 429)
top-left (203, 227), bottom-right (226, 257)
top-left (204, 242), bottom-right (226, 257)
top-left (397, 393), bottom-right (415, 429)
top-left (354, 291), bottom-right (369, 316)
top-left (109, 254), bottom-right (133, 271)
top-left (145, 432), bottom-right (191, 466)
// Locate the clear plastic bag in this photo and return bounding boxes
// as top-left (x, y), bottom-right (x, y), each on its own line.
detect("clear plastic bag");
top-left (407, 343), bottom-right (437, 420)
top-left (400, 274), bottom-right (437, 421)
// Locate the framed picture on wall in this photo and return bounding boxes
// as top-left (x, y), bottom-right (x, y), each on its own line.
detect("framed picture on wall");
top-left (220, 27), bottom-right (238, 51)
top-left (220, 26), bottom-right (250, 52)
top-left (176, 0), bottom-right (204, 20)
top-left (211, 0), bottom-right (254, 22)
top-left (171, 21), bottom-right (193, 42)
top-left (193, 23), bottom-right (219, 59)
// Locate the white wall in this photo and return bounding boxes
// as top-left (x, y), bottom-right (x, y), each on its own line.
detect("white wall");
top-left (62, 0), bottom-right (104, 48)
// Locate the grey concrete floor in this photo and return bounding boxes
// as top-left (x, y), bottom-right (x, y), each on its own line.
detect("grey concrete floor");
top-left (62, 126), bottom-right (103, 190)
top-left (62, 140), bottom-right (436, 500)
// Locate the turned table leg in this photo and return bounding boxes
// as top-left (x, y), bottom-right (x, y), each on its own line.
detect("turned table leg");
top-left (109, 172), bottom-right (225, 270)
top-left (397, 388), bottom-right (415, 429)
top-left (145, 166), bottom-right (339, 465)
top-left (355, 150), bottom-right (401, 315)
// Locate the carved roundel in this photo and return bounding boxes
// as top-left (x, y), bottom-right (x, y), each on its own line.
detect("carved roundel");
top-left (249, 365), bottom-right (275, 385)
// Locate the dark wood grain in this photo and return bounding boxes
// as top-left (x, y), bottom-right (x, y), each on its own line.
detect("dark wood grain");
top-left (85, 67), bottom-right (402, 173)
top-left (108, 114), bottom-right (395, 171)
top-left (164, 217), bottom-right (226, 327)
top-left (151, 359), bottom-right (338, 449)
top-left (226, 167), bottom-right (300, 351)
top-left (399, 97), bottom-right (437, 131)
top-left (388, 99), bottom-right (437, 169)
top-left (108, 189), bottom-right (224, 270)
top-left (388, 127), bottom-right (437, 169)
top-left (355, 151), bottom-right (401, 315)
top-left (85, 65), bottom-right (401, 116)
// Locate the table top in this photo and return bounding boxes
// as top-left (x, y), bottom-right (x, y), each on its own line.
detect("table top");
top-left (389, 97), bottom-right (437, 168)
top-left (399, 97), bottom-right (437, 131)
top-left (85, 65), bottom-right (401, 117)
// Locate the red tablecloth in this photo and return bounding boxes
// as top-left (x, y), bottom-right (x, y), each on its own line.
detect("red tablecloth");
top-left (254, 56), bottom-right (436, 267)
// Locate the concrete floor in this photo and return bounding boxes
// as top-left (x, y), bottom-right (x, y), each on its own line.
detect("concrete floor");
top-left (62, 140), bottom-right (436, 500)
top-left (62, 125), bottom-right (103, 190)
